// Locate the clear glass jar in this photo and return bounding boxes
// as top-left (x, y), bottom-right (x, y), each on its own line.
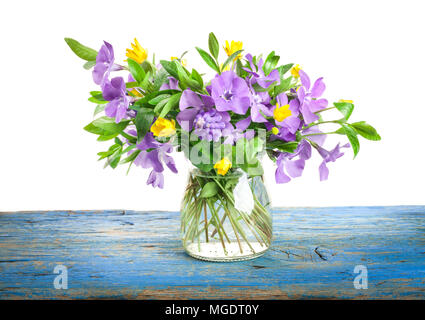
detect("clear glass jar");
top-left (181, 169), bottom-right (272, 262)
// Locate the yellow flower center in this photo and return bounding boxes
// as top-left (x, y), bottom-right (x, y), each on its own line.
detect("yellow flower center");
top-left (291, 64), bottom-right (301, 78)
top-left (214, 157), bottom-right (232, 176)
top-left (223, 40), bottom-right (243, 61)
top-left (271, 127), bottom-right (280, 135)
top-left (339, 99), bottom-right (354, 104)
top-left (273, 104), bottom-right (292, 122)
top-left (126, 38), bottom-right (148, 64)
top-left (150, 118), bottom-right (176, 137)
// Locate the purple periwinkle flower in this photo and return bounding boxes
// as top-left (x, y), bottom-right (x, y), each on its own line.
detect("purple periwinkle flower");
top-left (93, 41), bottom-right (122, 86)
top-left (235, 81), bottom-right (273, 131)
top-left (133, 132), bottom-right (178, 189)
top-left (102, 77), bottom-right (130, 123)
top-left (275, 140), bottom-right (312, 183)
top-left (177, 88), bottom-right (215, 131)
top-left (297, 70), bottom-right (328, 124)
top-left (273, 93), bottom-right (301, 133)
top-left (193, 109), bottom-right (233, 142)
top-left (315, 143), bottom-right (350, 181)
top-left (210, 71), bottom-right (251, 115)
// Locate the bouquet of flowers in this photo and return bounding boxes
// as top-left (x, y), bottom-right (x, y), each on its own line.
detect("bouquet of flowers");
top-left (65, 33), bottom-right (380, 261)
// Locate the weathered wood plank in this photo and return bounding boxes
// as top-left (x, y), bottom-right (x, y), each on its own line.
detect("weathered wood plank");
top-left (0, 206), bottom-right (424, 299)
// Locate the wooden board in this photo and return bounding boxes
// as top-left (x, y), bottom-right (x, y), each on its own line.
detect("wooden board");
top-left (0, 206), bottom-right (424, 299)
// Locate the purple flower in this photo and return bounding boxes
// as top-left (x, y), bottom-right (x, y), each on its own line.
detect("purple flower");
top-left (235, 81), bottom-right (273, 130)
top-left (315, 143), bottom-right (350, 181)
top-left (302, 126), bottom-right (326, 146)
top-left (244, 54), bottom-right (280, 89)
top-left (297, 70), bottom-right (328, 124)
top-left (133, 132), bottom-right (178, 189)
top-left (160, 77), bottom-right (180, 91)
top-left (102, 77), bottom-right (130, 123)
top-left (273, 93), bottom-right (301, 133)
top-left (193, 109), bottom-right (233, 142)
top-left (177, 88), bottom-right (215, 131)
top-left (210, 71), bottom-right (251, 115)
top-left (275, 140), bottom-right (312, 183)
top-left (92, 41), bottom-right (122, 86)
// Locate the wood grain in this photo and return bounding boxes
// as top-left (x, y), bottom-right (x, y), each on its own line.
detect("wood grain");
top-left (0, 206), bottom-right (424, 299)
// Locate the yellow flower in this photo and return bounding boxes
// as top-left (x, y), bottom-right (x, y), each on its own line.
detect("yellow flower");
top-left (339, 99), bottom-right (354, 104)
top-left (273, 104), bottom-right (292, 122)
top-left (130, 89), bottom-right (143, 97)
top-left (171, 56), bottom-right (187, 67)
top-left (126, 38), bottom-right (148, 64)
top-left (214, 157), bottom-right (232, 176)
top-left (271, 127), bottom-right (280, 135)
top-left (291, 64), bottom-right (302, 78)
top-left (223, 40), bottom-right (243, 61)
top-left (150, 118), bottom-right (176, 137)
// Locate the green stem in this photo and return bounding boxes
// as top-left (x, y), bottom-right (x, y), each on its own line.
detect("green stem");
top-left (315, 106), bottom-right (336, 114)
top-left (304, 119), bottom-right (343, 130)
top-left (301, 131), bottom-right (337, 138)
top-left (206, 199), bottom-right (227, 253)
top-left (203, 201), bottom-right (209, 243)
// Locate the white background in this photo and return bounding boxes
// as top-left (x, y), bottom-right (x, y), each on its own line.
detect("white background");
top-left (1, 0), bottom-right (424, 211)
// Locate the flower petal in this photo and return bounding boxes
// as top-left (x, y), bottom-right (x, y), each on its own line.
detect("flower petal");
top-left (311, 77), bottom-right (326, 98)
top-left (179, 89), bottom-right (203, 110)
top-left (298, 69), bottom-right (311, 90)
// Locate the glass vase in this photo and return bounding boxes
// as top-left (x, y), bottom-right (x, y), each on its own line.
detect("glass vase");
top-left (181, 169), bottom-right (272, 262)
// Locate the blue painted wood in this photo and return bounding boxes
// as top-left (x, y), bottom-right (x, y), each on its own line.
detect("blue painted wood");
top-left (0, 206), bottom-right (424, 299)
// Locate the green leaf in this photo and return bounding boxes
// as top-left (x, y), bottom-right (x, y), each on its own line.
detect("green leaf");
top-left (273, 77), bottom-right (293, 95)
top-left (127, 58), bottom-right (146, 84)
top-left (135, 108), bottom-right (154, 141)
top-left (208, 32), bottom-right (220, 59)
top-left (195, 47), bottom-right (220, 73)
top-left (88, 96), bottom-right (107, 104)
top-left (64, 38), bottom-right (98, 61)
top-left (84, 123), bottom-right (105, 135)
top-left (149, 94), bottom-right (171, 105)
top-left (83, 60), bottom-right (96, 70)
top-left (160, 60), bottom-right (179, 79)
top-left (153, 97), bottom-right (170, 114)
top-left (268, 141), bottom-right (299, 153)
top-left (98, 144), bottom-right (121, 160)
top-left (350, 121), bottom-right (381, 141)
top-left (334, 102), bottom-right (354, 120)
top-left (92, 117), bottom-right (130, 134)
top-left (108, 147), bottom-right (122, 169)
top-left (190, 68), bottom-right (204, 88)
top-left (341, 123), bottom-right (360, 158)
top-left (126, 82), bottom-right (139, 89)
top-left (263, 51), bottom-right (280, 76)
top-left (120, 149), bottom-right (141, 164)
top-left (159, 93), bottom-right (182, 118)
top-left (221, 50), bottom-right (243, 71)
top-left (97, 133), bottom-right (118, 141)
top-left (200, 181), bottom-right (218, 198)
top-left (235, 59), bottom-right (248, 78)
top-left (93, 104), bottom-right (105, 117)
top-left (277, 63), bottom-right (294, 77)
